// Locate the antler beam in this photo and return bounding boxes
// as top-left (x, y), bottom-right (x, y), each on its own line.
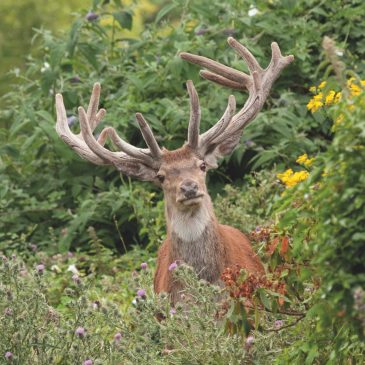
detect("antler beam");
top-left (55, 83), bottom-right (162, 180)
top-left (180, 37), bottom-right (294, 158)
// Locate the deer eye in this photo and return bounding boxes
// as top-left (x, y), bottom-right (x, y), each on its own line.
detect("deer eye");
top-left (157, 174), bottom-right (165, 183)
top-left (200, 162), bottom-right (207, 172)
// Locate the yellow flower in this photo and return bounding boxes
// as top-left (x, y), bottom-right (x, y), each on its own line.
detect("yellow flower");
top-left (349, 83), bottom-right (362, 96)
top-left (309, 86), bottom-right (317, 93)
top-left (296, 153), bottom-right (314, 167)
top-left (277, 168), bottom-right (309, 188)
top-left (313, 92), bottom-right (323, 101)
top-left (304, 158), bottom-right (314, 167)
top-left (296, 154), bottom-right (308, 165)
top-left (334, 92), bottom-right (342, 103)
top-left (318, 81), bottom-right (327, 89)
top-left (307, 97), bottom-right (323, 113)
top-left (325, 90), bottom-right (336, 105)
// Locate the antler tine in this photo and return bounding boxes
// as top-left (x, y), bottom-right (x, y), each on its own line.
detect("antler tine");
top-left (180, 52), bottom-right (251, 86)
top-left (55, 93), bottom-right (109, 165)
top-left (199, 95), bottom-right (236, 152)
top-left (227, 37), bottom-right (262, 74)
top-left (97, 127), bottom-right (155, 166)
top-left (135, 113), bottom-right (162, 159)
top-left (180, 37), bottom-right (294, 161)
top-left (186, 80), bottom-right (201, 149)
top-left (200, 70), bottom-right (245, 91)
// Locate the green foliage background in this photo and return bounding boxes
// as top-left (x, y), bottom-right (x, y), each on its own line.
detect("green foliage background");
top-left (0, 0), bottom-right (365, 363)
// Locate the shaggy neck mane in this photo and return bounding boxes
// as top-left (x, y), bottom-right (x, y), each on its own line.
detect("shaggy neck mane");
top-left (166, 200), bottom-right (224, 282)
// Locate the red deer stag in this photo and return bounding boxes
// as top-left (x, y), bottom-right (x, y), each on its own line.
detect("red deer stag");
top-left (55, 37), bottom-right (293, 302)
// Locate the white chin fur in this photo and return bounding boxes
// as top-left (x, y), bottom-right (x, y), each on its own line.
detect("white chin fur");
top-left (171, 204), bottom-right (210, 242)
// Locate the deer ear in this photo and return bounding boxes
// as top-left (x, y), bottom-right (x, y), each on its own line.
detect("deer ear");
top-left (203, 133), bottom-right (242, 169)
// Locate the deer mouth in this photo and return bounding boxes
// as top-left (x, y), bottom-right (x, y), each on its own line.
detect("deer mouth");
top-left (177, 193), bottom-right (204, 205)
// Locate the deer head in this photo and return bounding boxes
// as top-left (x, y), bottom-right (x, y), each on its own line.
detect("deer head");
top-left (55, 37), bottom-right (293, 219)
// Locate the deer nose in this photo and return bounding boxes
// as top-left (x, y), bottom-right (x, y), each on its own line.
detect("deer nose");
top-left (180, 179), bottom-right (199, 199)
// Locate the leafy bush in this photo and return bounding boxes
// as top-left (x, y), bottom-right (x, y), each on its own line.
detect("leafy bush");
top-left (272, 75), bottom-right (365, 363)
top-left (2, 0), bottom-right (365, 252)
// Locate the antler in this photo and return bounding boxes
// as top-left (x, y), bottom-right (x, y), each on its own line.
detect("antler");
top-left (55, 83), bottom-right (162, 181)
top-left (180, 37), bottom-right (294, 164)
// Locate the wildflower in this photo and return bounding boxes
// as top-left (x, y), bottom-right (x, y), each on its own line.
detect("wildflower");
top-left (349, 83), bottom-right (361, 96)
top-left (67, 264), bottom-right (79, 275)
top-left (51, 265), bottom-right (61, 273)
top-left (85, 12), bottom-right (99, 21)
top-left (5, 352), bottom-right (13, 360)
top-left (30, 244), bottom-right (37, 252)
top-left (137, 289), bottom-right (146, 298)
top-left (11, 254), bottom-right (16, 260)
top-left (277, 168), bottom-right (309, 188)
top-left (296, 154), bottom-right (308, 165)
top-left (170, 308), bottom-right (177, 316)
top-left (75, 327), bottom-right (86, 337)
top-left (274, 319), bottom-right (284, 329)
top-left (309, 86), bottom-right (316, 93)
top-left (325, 90), bottom-right (336, 105)
top-left (255, 226), bottom-right (261, 232)
top-left (67, 116), bottom-right (77, 127)
top-left (114, 332), bottom-right (122, 343)
top-left (92, 301), bottom-right (100, 310)
top-left (67, 251), bottom-right (74, 258)
top-left (4, 308), bottom-right (12, 316)
top-left (248, 5), bottom-right (259, 17)
top-left (36, 264), bottom-right (45, 274)
top-left (318, 81), bottom-right (326, 89)
top-left (195, 27), bottom-right (208, 36)
top-left (335, 92), bottom-right (342, 103)
top-left (168, 261), bottom-right (178, 271)
top-left (307, 94), bottom-right (323, 113)
top-left (72, 274), bottom-right (81, 284)
top-left (140, 262), bottom-right (148, 270)
top-left (245, 336), bottom-right (254, 348)
top-left (83, 360), bottom-right (93, 365)
top-left (70, 76), bottom-right (81, 84)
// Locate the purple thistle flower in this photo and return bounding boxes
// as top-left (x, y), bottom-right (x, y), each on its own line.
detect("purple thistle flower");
top-left (85, 11), bottom-right (99, 21)
top-left (195, 27), bottom-right (208, 36)
top-left (75, 327), bottom-right (86, 337)
top-left (255, 226), bottom-right (261, 232)
top-left (72, 274), bottom-right (81, 284)
top-left (114, 332), bottom-right (122, 342)
top-left (168, 261), bottom-right (178, 271)
top-left (36, 264), bottom-right (45, 274)
top-left (245, 335), bottom-right (254, 348)
top-left (67, 116), bottom-right (77, 127)
top-left (137, 289), bottom-right (146, 298)
top-left (170, 308), bottom-right (176, 315)
top-left (5, 352), bottom-right (13, 360)
top-left (70, 76), bottom-right (81, 84)
top-left (223, 28), bottom-right (237, 36)
top-left (140, 262), bottom-right (148, 270)
top-left (67, 251), bottom-right (74, 258)
top-left (274, 319), bottom-right (284, 329)
top-left (83, 360), bottom-right (93, 365)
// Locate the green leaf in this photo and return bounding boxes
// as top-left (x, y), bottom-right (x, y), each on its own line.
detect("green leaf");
top-left (155, 3), bottom-right (178, 24)
top-left (113, 11), bottom-right (133, 30)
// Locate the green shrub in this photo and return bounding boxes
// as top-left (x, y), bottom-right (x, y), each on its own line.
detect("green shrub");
top-left (273, 78), bottom-right (365, 363)
top-left (2, 0), bottom-right (365, 252)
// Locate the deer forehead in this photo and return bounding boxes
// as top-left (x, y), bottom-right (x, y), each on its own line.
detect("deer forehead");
top-left (159, 147), bottom-right (202, 175)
